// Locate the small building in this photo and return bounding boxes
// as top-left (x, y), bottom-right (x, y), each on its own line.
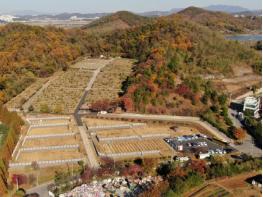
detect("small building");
top-left (176, 156), bottom-right (189, 162)
top-left (243, 96), bottom-right (260, 117)
top-left (199, 152), bottom-right (210, 159)
top-left (247, 174), bottom-right (262, 188)
top-left (177, 145), bottom-right (183, 151)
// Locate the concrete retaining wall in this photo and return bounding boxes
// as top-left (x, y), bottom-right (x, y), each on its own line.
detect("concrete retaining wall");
top-left (9, 158), bottom-right (84, 169)
top-left (87, 123), bottom-right (146, 131)
top-left (98, 150), bottom-right (160, 158)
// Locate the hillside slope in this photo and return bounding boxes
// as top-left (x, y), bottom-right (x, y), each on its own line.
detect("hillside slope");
top-left (82, 11), bottom-right (151, 32)
top-left (101, 15), bottom-right (261, 136)
top-left (0, 12), bottom-right (260, 120)
top-left (0, 23), bottom-right (103, 103)
top-left (177, 6), bottom-right (261, 33)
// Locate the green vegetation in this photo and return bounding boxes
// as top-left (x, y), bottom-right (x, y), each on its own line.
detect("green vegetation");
top-left (153, 156), bottom-right (262, 196)
top-left (244, 115), bottom-right (262, 148)
top-left (0, 106), bottom-right (24, 195)
top-left (0, 124), bottom-right (9, 146)
top-left (106, 17), bottom-right (259, 119)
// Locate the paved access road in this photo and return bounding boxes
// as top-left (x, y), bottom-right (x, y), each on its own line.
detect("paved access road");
top-left (78, 126), bottom-right (99, 168)
top-left (26, 181), bottom-right (53, 197)
top-left (74, 58), bottom-right (114, 125)
top-left (74, 59), bottom-right (114, 167)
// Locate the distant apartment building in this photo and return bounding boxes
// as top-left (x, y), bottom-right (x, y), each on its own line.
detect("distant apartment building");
top-left (243, 96), bottom-right (260, 117)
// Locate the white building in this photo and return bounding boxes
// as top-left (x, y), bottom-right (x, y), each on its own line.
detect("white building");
top-left (243, 96), bottom-right (260, 117)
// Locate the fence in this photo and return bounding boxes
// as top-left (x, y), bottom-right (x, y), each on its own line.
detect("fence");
top-left (87, 123), bottom-right (146, 132)
top-left (29, 123), bottom-right (68, 129)
top-left (25, 133), bottom-right (76, 140)
top-left (97, 150), bottom-right (160, 159)
top-left (9, 158), bottom-right (84, 169)
top-left (27, 116), bottom-right (70, 121)
top-left (20, 144), bottom-right (79, 152)
top-left (97, 135), bottom-right (141, 142)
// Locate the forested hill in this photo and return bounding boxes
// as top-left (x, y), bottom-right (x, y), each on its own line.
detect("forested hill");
top-left (0, 23), bottom-right (104, 103)
top-left (0, 12), bottom-right (261, 120)
top-left (82, 11), bottom-right (151, 32)
top-left (176, 6), bottom-right (262, 33)
top-left (102, 16), bottom-right (260, 118)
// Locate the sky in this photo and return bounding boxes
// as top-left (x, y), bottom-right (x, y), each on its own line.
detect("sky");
top-left (0, 0), bottom-right (262, 14)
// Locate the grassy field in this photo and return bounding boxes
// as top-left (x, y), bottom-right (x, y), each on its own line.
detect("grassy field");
top-left (85, 58), bottom-right (135, 105)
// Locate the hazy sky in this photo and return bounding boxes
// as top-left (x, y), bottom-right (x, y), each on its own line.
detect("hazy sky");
top-left (0, 0), bottom-right (262, 13)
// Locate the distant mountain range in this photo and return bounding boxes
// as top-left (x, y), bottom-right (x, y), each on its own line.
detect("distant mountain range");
top-left (0, 5), bottom-right (261, 23)
top-left (204, 5), bottom-right (250, 13)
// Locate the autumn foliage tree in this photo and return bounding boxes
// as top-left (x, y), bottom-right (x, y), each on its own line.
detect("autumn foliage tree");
top-left (11, 174), bottom-right (27, 186)
top-left (233, 128), bottom-right (246, 141)
top-left (188, 159), bottom-right (207, 175)
top-left (89, 99), bottom-right (118, 112)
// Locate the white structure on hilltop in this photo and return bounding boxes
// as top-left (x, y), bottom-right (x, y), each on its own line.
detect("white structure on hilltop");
top-left (0, 15), bottom-right (17, 22)
top-left (243, 96), bottom-right (260, 117)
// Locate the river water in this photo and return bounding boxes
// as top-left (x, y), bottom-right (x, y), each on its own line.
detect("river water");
top-left (226, 34), bottom-right (262, 41)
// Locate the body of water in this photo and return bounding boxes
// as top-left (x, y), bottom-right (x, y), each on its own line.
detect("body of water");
top-left (226, 34), bottom-right (262, 41)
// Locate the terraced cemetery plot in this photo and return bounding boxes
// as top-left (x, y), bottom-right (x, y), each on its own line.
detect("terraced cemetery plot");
top-left (134, 126), bottom-right (172, 136)
top-left (191, 184), bottom-right (231, 197)
top-left (23, 137), bottom-right (78, 147)
top-left (29, 119), bottom-right (70, 125)
top-left (28, 126), bottom-right (70, 135)
top-left (96, 129), bottom-right (138, 139)
top-left (5, 78), bottom-right (48, 109)
top-left (31, 68), bottom-right (93, 114)
top-left (85, 58), bottom-right (135, 105)
top-left (16, 149), bottom-right (83, 162)
top-left (95, 139), bottom-right (173, 158)
top-left (71, 58), bottom-right (111, 70)
top-left (84, 118), bottom-right (128, 126)
top-left (96, 127), bottom-right (172, 139)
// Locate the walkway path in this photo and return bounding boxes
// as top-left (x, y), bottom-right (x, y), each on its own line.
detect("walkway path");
top-left (74, 58), bottom-right (113, 125)
top-left (78, 126), bottom-right (99, 168)
top-left (74, 59), bottom-right (114, 167)
top-left (26, 181), bottom-right (53, 197)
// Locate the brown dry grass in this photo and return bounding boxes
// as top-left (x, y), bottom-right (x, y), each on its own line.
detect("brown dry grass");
top-left (23, 137), bottom-right (78, 147)
top-left (28, 126), bottom-right (70, 135)
top-left (17, 149), bottom-right (83, 162)
top-left (216, 172), bottom-right (260, 189)
top-left (84, 118), bottom-right (128, 126)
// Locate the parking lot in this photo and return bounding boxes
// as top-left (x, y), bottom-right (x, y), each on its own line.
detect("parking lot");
top-left (164, 135), bottom-right (234, 156)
